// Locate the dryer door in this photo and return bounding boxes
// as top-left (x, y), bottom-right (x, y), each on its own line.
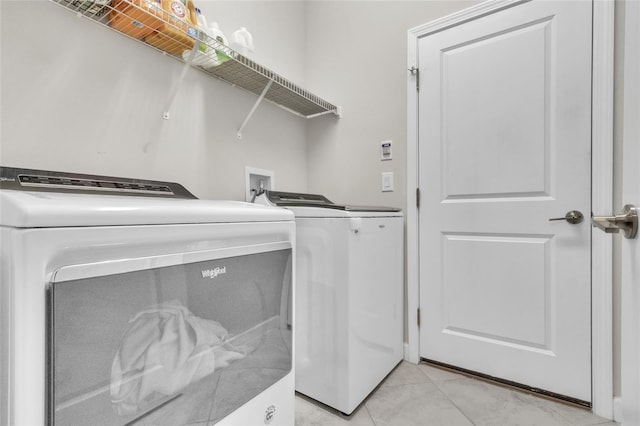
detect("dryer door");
top-left (47, 242), bottom-right (292, 426)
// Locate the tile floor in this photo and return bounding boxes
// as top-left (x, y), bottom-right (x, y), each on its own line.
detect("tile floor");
top-left (295, 361), bottom-right (619, 426)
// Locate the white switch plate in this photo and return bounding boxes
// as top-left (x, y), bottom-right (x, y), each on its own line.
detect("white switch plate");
top-left (382, 172), bottom-right (394, 192)
top-left (381, 140), bottom-right (392, 161)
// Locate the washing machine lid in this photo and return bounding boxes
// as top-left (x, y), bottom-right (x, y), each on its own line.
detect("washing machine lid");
top-left (258, 190), bottom-right (403, 218)
top-left (0, 167), bottom-right (293, 228)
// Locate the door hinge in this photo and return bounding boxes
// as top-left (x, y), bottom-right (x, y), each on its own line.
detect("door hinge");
top-left (409, 66), bottom-right (419, 91)
top-left (417, 307), bottom-right (421, 327)
top-left (416, 187), bottom-right (421, 209)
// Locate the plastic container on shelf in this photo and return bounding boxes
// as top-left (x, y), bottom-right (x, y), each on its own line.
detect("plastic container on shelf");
top-left (144, 0), bottom-right (198, 56)
top-left (109, 0), bottom-right (165, 40)
top-left (230, 27), bottom-right (254, 58)
top-left (194, 6), bottom-right (206, 29)
top-left (181, 7), bottom-right (221, 70)
top-left (208, 22), bottom-right (231, 63)
top-left (181, 47), bottom-right (220, 69)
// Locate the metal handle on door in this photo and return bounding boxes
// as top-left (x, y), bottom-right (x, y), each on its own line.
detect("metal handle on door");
top-left (592, 204), bottom-right (638, 239)
top-left (549, 210), bottom-right (584, 224)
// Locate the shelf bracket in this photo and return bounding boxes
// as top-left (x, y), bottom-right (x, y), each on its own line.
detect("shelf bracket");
top-left (306, 107), bottom-right (342, 119)
top-left (237, 80), bottom-right (273, 140)
top-left (162, 40), bottom-right (200, 120)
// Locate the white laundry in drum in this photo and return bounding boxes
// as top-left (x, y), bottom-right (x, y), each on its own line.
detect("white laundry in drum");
top-left (110, 301), bottom-right (246, 416)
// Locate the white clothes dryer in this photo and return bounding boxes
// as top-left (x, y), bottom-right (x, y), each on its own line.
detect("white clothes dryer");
top-left (255, 190), bottom-right (404, 415)
top-left (0, 167), bottom-right (295, 426)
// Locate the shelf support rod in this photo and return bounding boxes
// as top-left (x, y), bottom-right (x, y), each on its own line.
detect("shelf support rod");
top-left (162, 40), bottom-right (200, 120)
top-left (237, 80), bottom-right (273, 140)
top-left (306, 108), bottom-right (342, 119)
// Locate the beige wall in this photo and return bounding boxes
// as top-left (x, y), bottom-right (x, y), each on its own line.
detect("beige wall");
top-left (305, 1), bottom-right (477, 208)
top-left (0, 0), bottom-right (310, 200)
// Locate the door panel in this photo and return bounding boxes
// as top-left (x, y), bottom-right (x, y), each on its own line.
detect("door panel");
top-left (442, 234), bottom-right (550, 349)
top-left (419, 0), bottom-right (592, 402)
top-left (442, 18), bottom-right (551, 199)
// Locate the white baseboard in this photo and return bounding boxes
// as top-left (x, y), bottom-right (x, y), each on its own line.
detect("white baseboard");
top-left (403, 343), bottom-right (413, 363)
top-left (613, 396), bottom-right (622, 423)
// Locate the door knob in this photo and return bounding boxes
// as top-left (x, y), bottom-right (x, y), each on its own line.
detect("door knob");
top-left (549, 210), bottom-right (584, 224)
top-left (592, 204), bottom-right (638, 239)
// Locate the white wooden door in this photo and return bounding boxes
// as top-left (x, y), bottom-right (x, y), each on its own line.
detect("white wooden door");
top-left (418, 0), bottom-right (592, 402)
top-left (621, 1), bottom-right (640, 423)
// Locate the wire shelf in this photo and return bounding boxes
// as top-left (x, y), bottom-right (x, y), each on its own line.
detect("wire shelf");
top-left (50, 0), bottom-right (340, 119)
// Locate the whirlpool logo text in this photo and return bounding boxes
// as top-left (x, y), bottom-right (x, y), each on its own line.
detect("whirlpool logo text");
top-left (201, 266), bottom-right (227, 279)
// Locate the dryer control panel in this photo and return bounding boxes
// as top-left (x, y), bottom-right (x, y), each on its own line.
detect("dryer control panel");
top-left (0, 167), bottom-right (197, 199)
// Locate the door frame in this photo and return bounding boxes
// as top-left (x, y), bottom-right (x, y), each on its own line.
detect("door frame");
top-left (620, 1), bottom-right (640, 424)
top-left (406, 0), bottom-right (615, 418)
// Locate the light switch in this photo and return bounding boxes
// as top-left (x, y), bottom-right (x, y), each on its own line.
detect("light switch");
top-left (382, 172), bottom-right (394, 192)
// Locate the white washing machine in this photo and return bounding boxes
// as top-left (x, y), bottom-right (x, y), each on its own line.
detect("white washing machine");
top-left (0, 167), bottom-right (295, 426)
top-left (255, 190), bottom-right (404, 415)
